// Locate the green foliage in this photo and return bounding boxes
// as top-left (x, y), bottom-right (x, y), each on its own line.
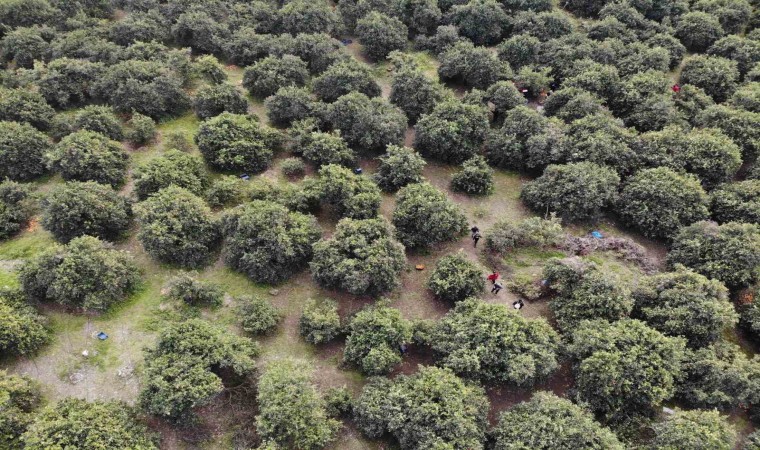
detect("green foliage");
top-left (447, 0), bottom-right (508, 46)
top-left (195, 112), bottom-right (281, 173)
top-left (497, 34), bottom-right (540, 71)
top-left (667, 221), bottom-right (760, 287)
top-left (171, 9), bottom-right (229, 54)
top-left (316, 164), bottom-right (382, 219)
top-left (694, 0), bottom-right (752, 35)
top-left (393, 182), bottom-right (468, 248)
top-left (414, 100), bottom-right (489, 164)
top-left (301, 131), bottom-right (356, 168)
top-left (676, 11), bottom-right (725, 52)
top-left (0, 121), bottom-right (49, 182)
top-left (344, 301), bottom-right (412, 375)
top-left (313, 59), bottom-right (381, 103)
top-left (567, 319), bottom-right (686, 421)
top-left (676, 342), bottom-right (760, 410)
top-left (650, 409), bottom-right (737, 450)
top-left (140, 319), bottom-right (258, 420)
top-left (193, 83), bottom-right (248, 120)
top-left (327, 92), bottom-right (407, 152)
top-left (19, 235), bottom-right (139, 312)
top-left (279, 0), bottom-right (340, 35)
top-left (485, 215), bottom-right (563, 255)
top-left (0, 288), bottom-right (48, 357)
top-left (37, 58), bottom-right (104, 108)
top-left (94, 60), bottom-right (190, 119)
top-left (438, 41), bottom-right (510, 89)
top-left (544, 258), bottom-right (633, 330)
top-left (428, 252), bottom-right (484, 303)
top-left (485, 106), bottom-right (556, 172)
top-left (563, 0), bottom-right (608, 17)
top-left (292, 33), bottom-right (347, 75)
top-left (300, 298), bottom-right (341, 345)
top-left (353, 366), bottom-right (489, 448)
top-left (0, 370), bottom-right (41, 449)
top-left (708, 35), bottom-right (760, 78)
top-left (485, 80), bottom-right (527, 116)
top-left (22, 398), bottom-right (156, 450)
top-left (205, 175), bottom-right (245, 208)
top-left (109, 9), bottom-right (169, 46)
top-left (164, 273), bottom-right (224, 307)
top-left (133, 149), bottom-right (208, 200)
top-left (0, 26), bottom-right (50, 69)
top-left (633, 266), bottom-right (736, 348)
top-left (0, 88), bottom-right (54, 130)
top-left (356, 12), bottom-right (407, 61)
top-left (135, 186), bottom-right (220, 269)
top-left (222, 200), bottom-right (321, 284)
top-left (281, 157), bottom-right (306, 178)
top-left (238, 295), bottom-right (281, 335)
top-left (697, 105), bottom-right (760, 160)
top-left (711, 180), bottom-right (760, 224)
top-left (492, 392), bottom-right (624, 449)
top-left (48, 130), bottom-right (129, 187)
top-left (0, 181), bottom-right (32, 240)
top-left (680, 55), bottom-right (739, 103)
top-left (543, 87), bottom-right (605, 123)
top-left (521, 162), bottom-right (620, 222)
top-left (324, 386), bottom-right (352, 417)
top-left (41, 181), bottom-right (131, 243)
top-left (223, 27), bottom-right (289, 66)
top-left (451, 155), bottom-right (494, 195)
top-left (389, 62), bottom-right (446, 124)
top-left (311, 217), bottom-right (406, 295)
top-left (127, 112), bottom-right (156, 145)
top-left (427, 298), bottom-right (560, 384)
top-left (562, 113), bottom-right (638, 175)
top-left (243, 55), bottom-right (309, 99)
top-left (732, 82), bottom-right (760, 113)
top-left (256, 359), bottom-right (340, 449)
top-left (192, 55), bottom-right (226, 85)
top-left (618, 167), bottom-right (710, 240)
top-left (374, 145), bottom-right (426, 192)
top-left (266, 86), bottom-right (319, 127)
top-left (636, 126), bottom-right (742, 189)
top-left (72, 105), bottom-right (123, 141)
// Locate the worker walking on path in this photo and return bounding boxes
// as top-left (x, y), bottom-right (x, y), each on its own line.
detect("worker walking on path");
top-left (472, 231), bottom-right (481, 247)
top-left (487, 271), bottom-right (500, 284)
top-left (491, 280), bottom-right (503, 295)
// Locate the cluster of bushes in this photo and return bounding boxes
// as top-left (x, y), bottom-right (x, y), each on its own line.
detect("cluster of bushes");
top-left (139, 319), bottom-right (258, 421)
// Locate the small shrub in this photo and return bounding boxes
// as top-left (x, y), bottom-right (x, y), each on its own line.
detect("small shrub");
top-left (300, 299), bottom-right (341, 345)
top-left (127, 112), bottom-right (156, 145)
top-left (324, 386), bottom-right (352, 416)
top-left (485, 215), bottom-right (564, 255)
top-left (374, 145), bottom-right (426, 192)
top-left (164, 273), bottom-right (224, 307)
top-left (0, 181), bottom-right (32, 240)
top-left (205, 175), bottom-right (245, 208)
top-left (280, 157), bottom-right (306, 178)
top-left (428, 252), bottom-right (484, 303)
top-left (344, 301), bottom-right (412, 375)
top-left (450, 155), bottom-right (494, 195)
top-left (238, 295), bottom-right (281, 335)
top-left (72, 105), bottom-right (123, 141)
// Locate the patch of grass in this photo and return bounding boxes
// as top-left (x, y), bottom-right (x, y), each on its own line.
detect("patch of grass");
top-left (0, 229), bottom-right (55, 260)
top-left (0, 270), bottom-right (18, 288)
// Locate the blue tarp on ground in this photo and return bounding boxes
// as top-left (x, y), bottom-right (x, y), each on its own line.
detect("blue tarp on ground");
top-left (591, 231), bottom-right (603, 239)
top-left (97, 332), bottom-right (108, 340)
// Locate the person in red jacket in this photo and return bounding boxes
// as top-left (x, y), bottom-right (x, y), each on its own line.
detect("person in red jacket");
top-left (487, 271), bottom-right (500, 284)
